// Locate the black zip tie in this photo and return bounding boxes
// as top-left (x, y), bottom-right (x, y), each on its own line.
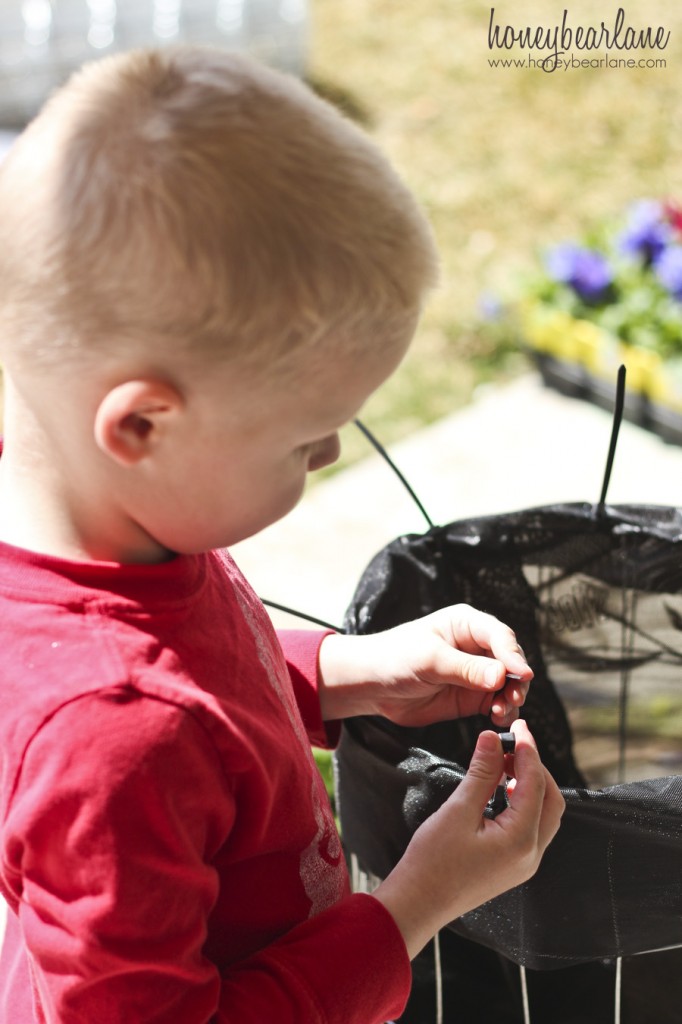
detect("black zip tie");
top-left (260, 598), bottom-right (343, 634)
top-left (499, 731), bottom-right (516, 755)
top-left (597, 364), bottom-right (626, 512)
top-left (354, 419), bottom-right (435, 530)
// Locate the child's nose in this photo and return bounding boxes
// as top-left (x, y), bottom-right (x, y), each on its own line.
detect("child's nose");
top-left (307, 433), bottom-right (341, 472)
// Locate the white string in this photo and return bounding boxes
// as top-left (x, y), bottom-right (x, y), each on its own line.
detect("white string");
top-left (433, 931), bottom-right (443, 1024)
top-left (520, 964), bottom-right (531, 1024)
top-left (635, 942), bottom-right (682, 955)
top-left (349, 854), bottom-right (381, 895)
top-left (350, 852), bottom-right (361, 893)
top-left (350, 857), bottom-right (682, 1024)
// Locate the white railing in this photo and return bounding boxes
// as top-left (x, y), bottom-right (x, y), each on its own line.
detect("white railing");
top-left (0, 0), bottom-right (308, 125)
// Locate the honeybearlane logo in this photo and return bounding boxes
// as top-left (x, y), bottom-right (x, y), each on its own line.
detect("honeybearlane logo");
top-left (488, 7), bottom-right (671, 73)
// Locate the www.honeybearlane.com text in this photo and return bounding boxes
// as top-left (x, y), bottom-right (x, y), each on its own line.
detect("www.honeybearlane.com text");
top-left (488, 7), bottom-right (670, 67)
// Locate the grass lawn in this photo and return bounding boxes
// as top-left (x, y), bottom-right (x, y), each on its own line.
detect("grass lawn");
top-left (306, 0), bottom-right (682, 471)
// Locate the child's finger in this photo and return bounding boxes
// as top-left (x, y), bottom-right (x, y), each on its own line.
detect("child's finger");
top-left (429, 641), bottom-right (527, 698)
top-left (423, 641), bottom-right (506, 692)
top-left (452, 730), bottom-right (505, 824)
top-left (490, 673), bottom-right (532, 721)
top-left (505, 720), bottom-right (565, 844)
top-left (463, 611), bottom-right (532, 680)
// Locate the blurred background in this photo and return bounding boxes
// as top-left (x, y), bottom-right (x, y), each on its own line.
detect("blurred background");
top-left (0, 0), bottom-right (308, 119)
top-left (307, 0), bottom-right (682, 466)
top-left (2, 0), bottom-right (681, 467)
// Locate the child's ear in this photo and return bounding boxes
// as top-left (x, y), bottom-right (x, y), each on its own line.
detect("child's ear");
top-left (94, 380), bottom-right (184, 467)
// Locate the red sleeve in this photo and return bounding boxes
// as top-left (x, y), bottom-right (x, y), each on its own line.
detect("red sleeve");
top-left (3, 692), bottom-right (410, 1024)
top-left (217, 892), bottom-right (410, 1023)
top-left (278, 629), bottom-right (342, 748)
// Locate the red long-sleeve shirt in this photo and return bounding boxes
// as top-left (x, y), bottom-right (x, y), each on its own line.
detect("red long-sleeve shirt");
top-left (0, 542), bottom-right (410, 1022)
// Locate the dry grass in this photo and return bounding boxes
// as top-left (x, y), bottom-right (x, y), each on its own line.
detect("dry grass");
top-left (307, 0), bottom-right (682, 467)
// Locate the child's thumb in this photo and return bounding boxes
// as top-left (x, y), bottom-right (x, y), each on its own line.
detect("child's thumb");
top-left (455, 730), bottom-right (503, 821)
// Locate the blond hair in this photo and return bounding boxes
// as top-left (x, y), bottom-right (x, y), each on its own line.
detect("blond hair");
top-left (0, 46), bottom-right (438, 377)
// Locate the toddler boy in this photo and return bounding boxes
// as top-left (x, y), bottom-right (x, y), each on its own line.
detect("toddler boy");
top-left (0, 46), bottom-right (563, 1022)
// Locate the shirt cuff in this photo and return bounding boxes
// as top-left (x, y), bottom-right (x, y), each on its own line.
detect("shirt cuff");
top-left (278, 629), bottom-right (342, 748)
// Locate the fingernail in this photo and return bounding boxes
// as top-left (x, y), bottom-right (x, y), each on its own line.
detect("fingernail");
top-left (485, 663), bottom-right (500, 687)
top-left (512, 719), bottom-right (537, 748)
top-left (477, 730), bottom-right (500, 754)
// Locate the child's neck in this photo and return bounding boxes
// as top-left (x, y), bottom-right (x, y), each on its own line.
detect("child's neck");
top-left (0, 388), bottom-right (169, 565)
top-left (0, 450), bottom-right (171, 564)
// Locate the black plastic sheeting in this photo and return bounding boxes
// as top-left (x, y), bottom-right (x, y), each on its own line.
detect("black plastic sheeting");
top-left (335, 502), bottom-right (682, 1023)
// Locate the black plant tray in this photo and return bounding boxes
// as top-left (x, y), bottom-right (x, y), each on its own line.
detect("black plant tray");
top-left (533, 352), bottom-right (682, 447)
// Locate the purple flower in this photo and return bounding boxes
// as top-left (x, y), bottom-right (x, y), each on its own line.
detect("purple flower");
top-left (546, 243), bottom-right (613, 302)
top-left (619, 199), bottom-right (672, 263)
top-left (478, 291), bottom-right (504, 321)
top-left (654, 244), bottom-right (682, 300)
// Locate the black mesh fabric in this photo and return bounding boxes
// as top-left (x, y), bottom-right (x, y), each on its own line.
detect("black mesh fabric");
top-left (335, 502), bottom-right (682, 1023)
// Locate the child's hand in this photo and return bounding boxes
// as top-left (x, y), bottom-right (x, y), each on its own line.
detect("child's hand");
top-left (318, 605), bottom-right (532, 728)
top-left (372, 719), bottom-right (565, 958)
